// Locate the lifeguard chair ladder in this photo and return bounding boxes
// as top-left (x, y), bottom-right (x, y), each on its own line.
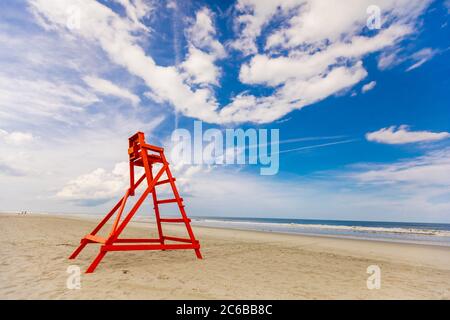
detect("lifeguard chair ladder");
top-left (69, 132), bottom-right (202, 273)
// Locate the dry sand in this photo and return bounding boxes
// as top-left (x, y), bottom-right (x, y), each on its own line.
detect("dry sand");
top-left (0, 214), bottom-right (449, 299)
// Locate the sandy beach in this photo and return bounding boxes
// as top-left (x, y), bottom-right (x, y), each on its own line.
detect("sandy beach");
top-left (0, 214), bottom-right (449, 300)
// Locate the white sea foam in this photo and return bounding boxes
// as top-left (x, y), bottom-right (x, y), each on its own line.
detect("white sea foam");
top-left (194, 219), bottom-right (450, 237)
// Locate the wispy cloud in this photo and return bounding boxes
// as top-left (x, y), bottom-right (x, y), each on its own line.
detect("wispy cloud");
top-left (406, 48), bottom-right (438, 71)
top-left (378, 47), bottom-right (439, 71)
top-left (354, 148), bottom-right (450, 187)
top-left (83, 76), bottom-right (141, 106)
top-left (0, 129), bottom-right (34, 145)
top-left (366, 125), bottom-right (450, 144)
top-left (361, 81), bottom-right (376, 93)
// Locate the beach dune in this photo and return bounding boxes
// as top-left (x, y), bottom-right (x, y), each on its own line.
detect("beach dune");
top-left (0, 214), bottom-right (449, 299)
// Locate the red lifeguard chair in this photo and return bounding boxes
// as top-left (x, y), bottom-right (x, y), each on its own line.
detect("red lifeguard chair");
top-left (69, 132), bottom-right (202, 273)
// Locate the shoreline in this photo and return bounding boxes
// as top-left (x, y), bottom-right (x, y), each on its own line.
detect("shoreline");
top-left (194, 224), bottom-right (450, 248)
top-left (5, 212), bottom-right (450, 248)
top-left (1, 214), bottom-right (450, 299)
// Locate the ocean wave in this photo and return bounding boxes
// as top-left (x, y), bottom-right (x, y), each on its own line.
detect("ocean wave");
top-left (195, 219), bottom-right (450, 237)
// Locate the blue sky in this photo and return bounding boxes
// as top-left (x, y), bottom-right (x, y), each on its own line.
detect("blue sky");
top-left (0, 0), bottom-right (449, 222)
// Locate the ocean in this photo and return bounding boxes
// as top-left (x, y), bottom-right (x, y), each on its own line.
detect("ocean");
top-left (191, 217), bottom-right (450, 246)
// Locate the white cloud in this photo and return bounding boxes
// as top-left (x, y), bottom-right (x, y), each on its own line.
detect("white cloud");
top-left (226, 0), bottom-right (431, 123)
top-left (231, 0), bottom-right (302, 55)
top-left (366, 125), bottom-right (450, 144)
top-left (27, 0), bottom-right (432, 124)
top-left (28, 0), bottom-right (221, 123)
top-left (0, 154), bottom-right (29, 177)
top-left (0, 73), bottom-right (99, 125)
top-left (240, 25), bottom-right (408, 86)
top-left (378, 47), bottom-right (438, 71)
top-left (361, 81), bottom-right (376, 93)
top-left (166, 1), bottom-right (177, 10)
top-left (0, 129), bottom-right (34, 145)
top-left (219, 61), bottom-right (367, 124)
top-left (350, 144), bottom-right (450, 219)
top-left (265, 0), bottom-right (430, 50)
top-left (230, 18), bottom-right (415, 123)
top-left (406, 48), bottom-right (438, 71)
top-left (113, 0), bottom-right (153, 31)
top-left (232, 0), bottom-right (430, 54)
top-left (279, 62), bottom-right (368, 106)
top-left (56, 162), bottom-right (129, 205)
top-left (181, 9), bottom-right (225, 86)
top-left (55, 158), bottom-right (207, 206)
top-left (185, 7), bottom-right (225, 58)
top-left (355, 148), bottom-right (450, 187)
top-left (181, 46), bottom-right (221, 86)
top-left (83, 75), bottom-right (140, 106)
top-left (377, 50), bottom-right (401, 70)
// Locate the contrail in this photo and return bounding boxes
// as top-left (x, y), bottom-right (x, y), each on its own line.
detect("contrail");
top-left (170, 0), bottom-right (182, 131)
top-left (227, 137), bottom-right (358, 155)
top-left (245, 135), bottom-right (349, 149)
top-left (278, 139), bottom-right (359, 154)
top-left (276, 135), bottom-right (348, 145)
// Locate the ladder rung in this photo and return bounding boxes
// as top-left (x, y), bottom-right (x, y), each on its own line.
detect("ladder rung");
top-left (163, 236), bottom-right (197, 243)
top-left (133, 155), bottom-right (163, 166)
top-left (147, 154), bottom-right (163, 162)
top-left (141, 143), bottom-right (164, 152)
top-left (85, 234), bottom-right (106, 244)
top-left (160, 218), bottom-right (190, 223)
top-left (155, 178), bottom-right (175, 186)
top-left (157, 198), bottom-right (182, 204)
